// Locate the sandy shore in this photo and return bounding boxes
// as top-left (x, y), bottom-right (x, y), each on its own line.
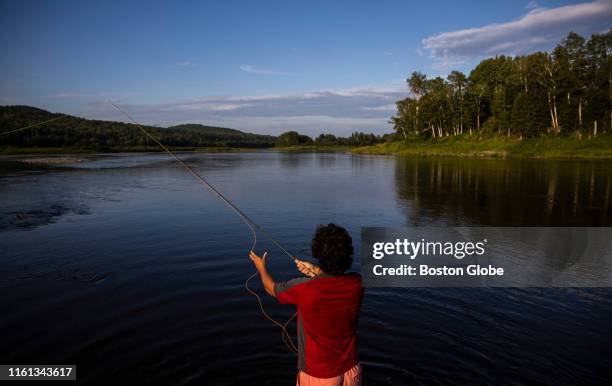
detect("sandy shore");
top-left (20, 156), bottom-right (87, 164)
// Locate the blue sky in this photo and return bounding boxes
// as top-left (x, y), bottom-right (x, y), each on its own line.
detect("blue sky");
top-left (1, 0), bottom-right (610, 135)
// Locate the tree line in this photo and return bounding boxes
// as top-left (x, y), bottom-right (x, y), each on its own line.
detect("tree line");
top-left (391, 30), bottom-right (612, 139)
top-left (276, 130), bottom-right (392, 147)
top-left (0, 106), bottom-right (276, 149)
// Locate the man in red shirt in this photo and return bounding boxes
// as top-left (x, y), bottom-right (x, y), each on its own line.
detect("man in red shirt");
top-left (249, 223), bottom-right (363, 386)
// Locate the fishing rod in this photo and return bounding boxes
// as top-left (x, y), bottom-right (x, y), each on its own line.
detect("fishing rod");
top-left (108, 103), bottom-right (297, 261)
top-left (108, 103), bottom-right (299, 353)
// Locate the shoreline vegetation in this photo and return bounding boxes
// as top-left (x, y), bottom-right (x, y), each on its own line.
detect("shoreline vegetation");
top-left (4, 134), bottom-right (612, 160)
top-left (2, 131), bottom-right (612, 160)
top-left (350, 134), bottom-right (612, 160)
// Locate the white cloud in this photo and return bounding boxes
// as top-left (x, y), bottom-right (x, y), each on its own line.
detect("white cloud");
top-left (422, 0), bottom-right (612, 68)
top-left (431, 55), bottom-right (468, 71)
top-left (239, 64), bottom-right (294, 75)
top-left (81, 84), bottom-right (408, 136)
top-left (384, 51), bottom-right (393, 56)
top-left (167, 102), bottom-right (246, 111)
top-left (361, 104), bottom-right (396, 111)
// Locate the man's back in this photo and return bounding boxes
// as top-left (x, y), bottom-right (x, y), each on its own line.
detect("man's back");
top-left (275, 273), bottom-right (363, 378)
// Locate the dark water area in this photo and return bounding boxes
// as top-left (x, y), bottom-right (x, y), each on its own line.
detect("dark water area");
top-left (0, 152), bottom-right (611, 385)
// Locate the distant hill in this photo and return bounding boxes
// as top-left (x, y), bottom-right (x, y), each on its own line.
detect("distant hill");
top-left (0, 106), bottom-right (276, 150)
top-left (167, 123), bottom-right (248, 136)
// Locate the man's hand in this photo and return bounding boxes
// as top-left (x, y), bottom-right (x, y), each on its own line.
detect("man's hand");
top-left (249, 250), bottom-right (267, 271)
top-left (249, 250), bottom-right (276, 297)
top-left (295, 259), bottom-right (320, 277)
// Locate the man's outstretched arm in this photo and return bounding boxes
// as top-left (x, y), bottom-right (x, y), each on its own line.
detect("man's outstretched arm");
top-left (249, 251), bottom-right (276, 297)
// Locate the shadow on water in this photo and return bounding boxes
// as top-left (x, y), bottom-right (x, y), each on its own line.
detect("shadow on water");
top-left (394, 157), bottom-right (612, 226)
top-left (0, 160), bottom-right (92, 232)
top-left (1, 204), bottom-right (91, 231)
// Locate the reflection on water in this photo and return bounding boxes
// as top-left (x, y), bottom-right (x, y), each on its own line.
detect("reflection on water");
top-left (0, 153), bottom-right (610, 385)
top-left (395, 158), bottom-right (611, 226)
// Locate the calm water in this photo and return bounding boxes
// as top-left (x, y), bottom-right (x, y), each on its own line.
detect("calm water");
top-left (1, 152), bottom-right (611, 385)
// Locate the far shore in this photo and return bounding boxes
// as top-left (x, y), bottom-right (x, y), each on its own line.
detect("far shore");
top-left (0, 146), bottom-right (263, 156)
top-left (0, 145), bottom-right (354, 156)
top-left (2, 134), bottom-right (612, 160)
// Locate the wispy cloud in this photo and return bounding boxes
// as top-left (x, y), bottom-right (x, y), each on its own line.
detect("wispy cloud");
top-left (82, 84), bottom-right (408, 136)
top-left (525, 1), bottom-right (540, 10)
top-left (384, 51), bottom-right (393, 56)
top-left (422, 0), bottom-right (612, 69)
top-left (361, 104), bottom-right (396, 111)
top-left (431, 56), bottom-right (468, 71)
top-left (239, 64), bottom-right (294, 76)
top-left (53, 92), bottom-right (92, 98)
top-left (176, 61), bottom-right (196, 67)
top-left (52, 91), bottom-right (141, 99)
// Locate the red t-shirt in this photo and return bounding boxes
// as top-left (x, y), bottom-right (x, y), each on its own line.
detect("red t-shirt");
top-left (274, 273), bottom-right (363, 378)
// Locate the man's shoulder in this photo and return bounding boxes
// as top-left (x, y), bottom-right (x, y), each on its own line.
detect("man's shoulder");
top-left (276, 272), bottom-right (361, 294)
top-left (275, 276), bottom-right (316, 294)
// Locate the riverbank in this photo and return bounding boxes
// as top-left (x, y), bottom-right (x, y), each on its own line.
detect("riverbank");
top-left (0, 145), bottom-right (356, 155)
top-left (4, 135), bottom-right (611, 159)
top-left (0, 146), bottom-right (263, 155)
top-left (351, 135), bottom-right (612, 160)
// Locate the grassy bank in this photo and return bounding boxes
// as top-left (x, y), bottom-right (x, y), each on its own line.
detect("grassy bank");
top-left (351, 134), bottom-right (612, 160)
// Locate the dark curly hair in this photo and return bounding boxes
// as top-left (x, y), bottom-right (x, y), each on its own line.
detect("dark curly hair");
top-left (311, 223), bottom-right (354, 275)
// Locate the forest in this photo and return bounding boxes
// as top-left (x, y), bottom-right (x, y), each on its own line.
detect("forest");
top-left (0, 106), bottom-right (277, 150)
top-left (391, 31), bottom-right (612, 139)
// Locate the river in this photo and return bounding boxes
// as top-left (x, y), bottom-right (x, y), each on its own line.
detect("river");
top-left (1, 152), bottom-right (611, 384)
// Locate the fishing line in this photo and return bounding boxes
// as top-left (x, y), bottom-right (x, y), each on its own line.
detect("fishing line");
top-left (108, 103), bottom-right (298, 354)
top-left (0, 115), bottom-right (68, 136)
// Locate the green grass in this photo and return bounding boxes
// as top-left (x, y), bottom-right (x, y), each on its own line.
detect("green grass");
top-left (351, 134), bottom-right (612, 160)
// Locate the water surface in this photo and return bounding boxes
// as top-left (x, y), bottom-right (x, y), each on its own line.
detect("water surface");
top-left (1, 152), bottom-right (611, 385)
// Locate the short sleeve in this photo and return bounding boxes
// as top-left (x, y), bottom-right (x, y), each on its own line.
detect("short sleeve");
top-left (274, 277), bottom-right (312, 305)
